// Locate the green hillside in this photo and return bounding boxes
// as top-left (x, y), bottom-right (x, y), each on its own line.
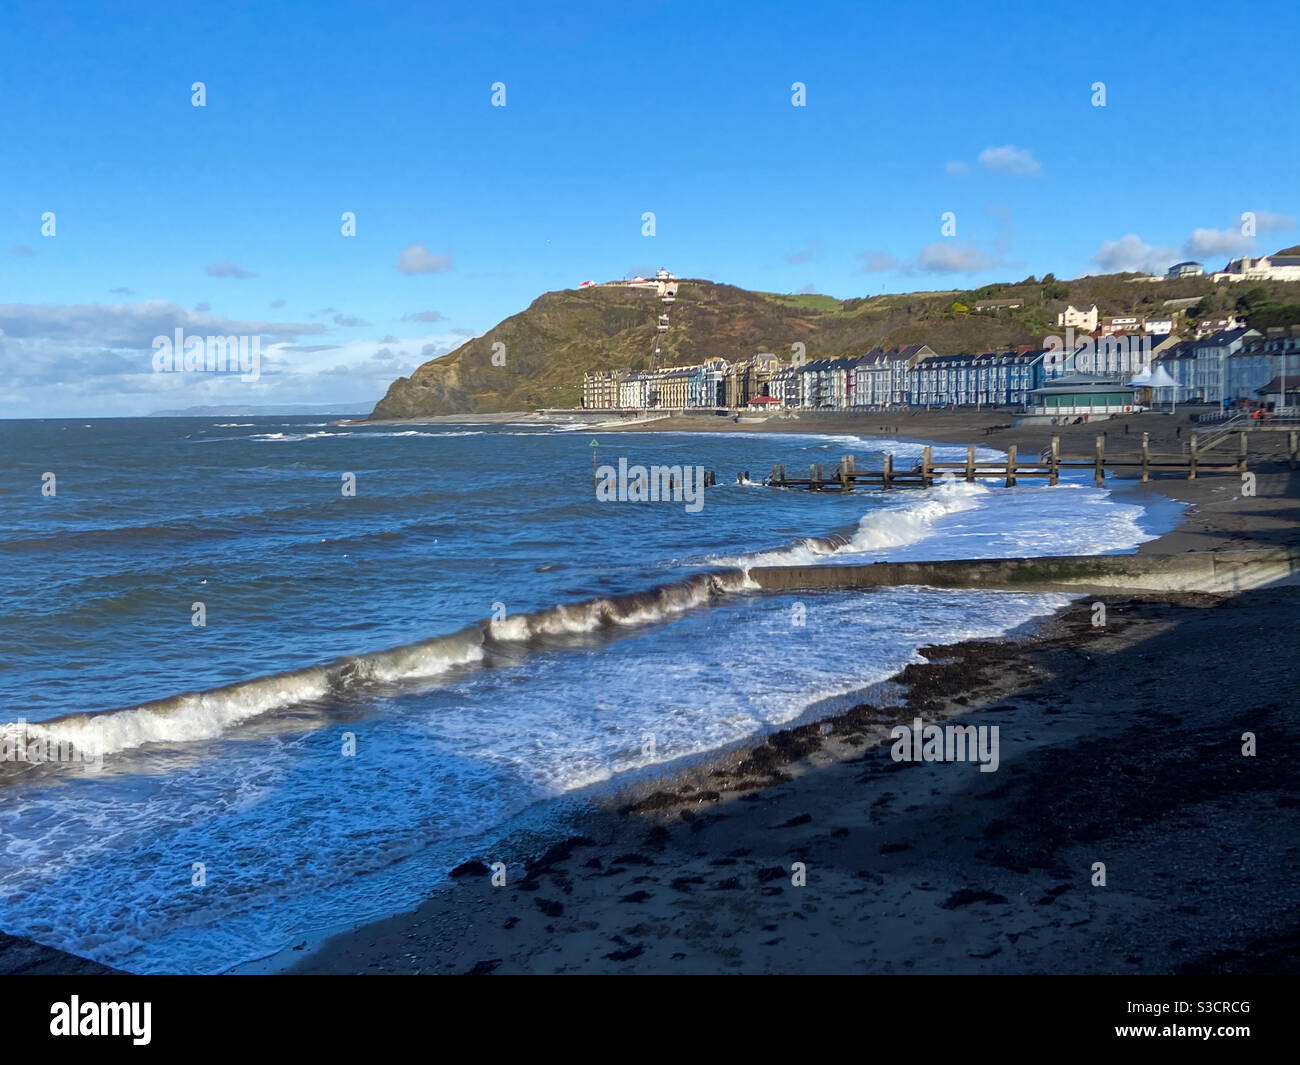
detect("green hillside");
top-left (369, 272), bottom-right (1300, 418)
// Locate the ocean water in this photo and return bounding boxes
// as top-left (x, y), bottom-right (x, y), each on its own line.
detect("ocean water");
top-left (0, 416), bottom-right (1179, 973)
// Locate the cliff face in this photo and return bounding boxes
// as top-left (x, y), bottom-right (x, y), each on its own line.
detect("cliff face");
top-left (370, 281), bottom-right (867, 418)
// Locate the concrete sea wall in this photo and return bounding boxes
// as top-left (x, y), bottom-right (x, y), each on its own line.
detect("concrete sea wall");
top-left (748, 549), bottom-right (1300, 595)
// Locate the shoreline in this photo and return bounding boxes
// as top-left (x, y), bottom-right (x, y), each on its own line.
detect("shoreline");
top-left (283, 458), bottom-right (1299, 975)
top-left (288, 586), bottom-right (1298, 974)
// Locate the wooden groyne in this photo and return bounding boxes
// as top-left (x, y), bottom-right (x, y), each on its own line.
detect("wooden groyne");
top-left (766, 432), bottom-right (1247, 491)
top-left (747, 549), bottom-right (1300, 596)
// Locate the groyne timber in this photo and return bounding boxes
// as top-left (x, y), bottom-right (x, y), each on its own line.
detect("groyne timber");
top-left (748, 548), bottom-right (1300, 596)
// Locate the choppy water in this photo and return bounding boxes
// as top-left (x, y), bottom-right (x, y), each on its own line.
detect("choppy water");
top-left (0, 416), bottom-right (1179, 972)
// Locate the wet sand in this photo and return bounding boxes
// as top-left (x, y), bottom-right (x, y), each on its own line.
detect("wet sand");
top-left (0, 932), bottom-right (123, 975)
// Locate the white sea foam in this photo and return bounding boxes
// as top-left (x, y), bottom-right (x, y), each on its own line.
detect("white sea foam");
top-left (17, 573), bottom-right (752, 758)
top-left (20, 670), bottom-right (332, 755)
top-left (718, 476), bottom-right (988, 570)
top-left (249, 431), bottom-right (340, 442)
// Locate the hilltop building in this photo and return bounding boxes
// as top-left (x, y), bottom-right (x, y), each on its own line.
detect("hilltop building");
top-left (1196, 316), bottom-right (1246, 337)
top-left (1100, 315), bottom-right (1144, 336)
top-left (1212, 253), bottom-right (1300, 283)
top-left (1056, 304), bottom-right (1099, 331)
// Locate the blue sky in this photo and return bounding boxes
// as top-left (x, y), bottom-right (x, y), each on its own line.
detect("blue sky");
top-left (2, 0), bottom-right (1298, 417)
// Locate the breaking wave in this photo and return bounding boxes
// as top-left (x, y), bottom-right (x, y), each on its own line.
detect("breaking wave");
top-left (10, 571), bottom-right (752, 758)
top-left (719, 477), bottom-right (988, 570)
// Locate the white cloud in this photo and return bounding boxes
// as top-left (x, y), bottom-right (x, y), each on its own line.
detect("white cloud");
top-left (205, 260), bottom-right (256, 279)
top-left (944, 160), bottom-right (969, 177)
top-left (397, 243), bottom-right (455, 275)
top-left (912, 241), bottom-right (1000, 273)
top-left (858, 250), bottom-right (901, 273)
top-left (1253, 210), bottom-right (1295, 233)
top-left (0, 299), bottom-right (318, 347)
top-left (977, 145), bottom-right (1042, 177)
top-left (1184, 227), bottom-right (1253, 259)
top-left (859, 242), bottom-right (1004, 275)
top-left (785, 239), bottom-right (821, 265)
top-left (1092, 234), bottom-right (1180, 274)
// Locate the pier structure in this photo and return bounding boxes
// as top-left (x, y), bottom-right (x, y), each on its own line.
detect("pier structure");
top-left (762, 432), bottom-right (1248, 492)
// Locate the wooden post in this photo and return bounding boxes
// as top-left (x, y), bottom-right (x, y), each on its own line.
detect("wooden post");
top-left (1290, 430), bottom-right (1298, 470)
top-left (965, 445), bottom-right (975, 482)
top-left (882, 453), bottom-right (893, 490)
top-left (921, 445), bottom-right (932, 487)
top-left (1005, 444), bottom-right (1017, 488)
top-left (1189, 435), bottom-right (1198, 480)
top-left (1238, 431), bottom-right (1248, 472)
top-left (846, 453), bottom-right (856, 489)
top-left (1141, 432), bottom-right (1150, 484)
top-left (840, 455), bottom-right (849, 491)
top-left (810, 463), bottom-right (818, 491)
top-left (771, 464), bottom-right (778, 485)
top-left (1049, 435), bottom-right (1060, 486)
top-left (1094, 434), bottom-right (1105, 487)
top-left (779, 464), bottom-right (785, 485)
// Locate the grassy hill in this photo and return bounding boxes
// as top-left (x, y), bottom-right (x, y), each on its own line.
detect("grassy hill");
top-left (369, 272), bottom-right (1300, 418)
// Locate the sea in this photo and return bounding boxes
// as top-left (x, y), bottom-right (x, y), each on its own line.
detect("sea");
top-left (0, 416), bottom-right (1182, 973)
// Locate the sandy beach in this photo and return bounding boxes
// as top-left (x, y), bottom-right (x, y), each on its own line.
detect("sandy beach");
top-left (279, 421), bottom-right (1300, 976)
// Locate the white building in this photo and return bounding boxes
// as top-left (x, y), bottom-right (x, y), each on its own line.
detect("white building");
top-left (1212, 253), bottom-right (1300, 283)
top-left (1192, 329), bottom-right (1262, 405)
top-left (1056, 304), bottom-right (1099, 332)
top-left (618, 372), bottom-right (653, 408)
top-left (1100, 315), bottom-right (1143, 336)
top-left (1197, 316), bottom-right (1246, 337)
